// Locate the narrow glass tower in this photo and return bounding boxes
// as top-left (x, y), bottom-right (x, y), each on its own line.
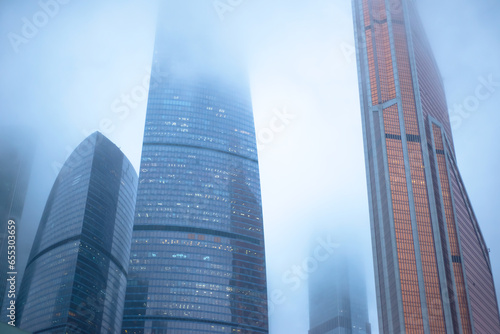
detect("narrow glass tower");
top-left (121, 4), bottom-right (268, 334)
top-left (17, 132), bottom-right (137, 333)
top-left (0, 129), bottom-right (33, 321)
top-left (352, 0), bottom-right (500, 333)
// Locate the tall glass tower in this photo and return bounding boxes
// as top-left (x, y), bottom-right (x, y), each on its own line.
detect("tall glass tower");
top-left (17, 132), bottom-right (137, 333)
top-left (121, 4), bottom-right (268, 334)
top-left (308, 243), bottom-right (371, 334)
top-left (352, 0), bottom-right (500, 333)
top-left (0, 129), bottom-right (33, 323)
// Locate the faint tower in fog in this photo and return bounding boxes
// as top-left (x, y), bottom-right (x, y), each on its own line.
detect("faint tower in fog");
top-left (308, 238), bottom-right (371, 334)
top-left (0, 129), bottom-right (34, 323)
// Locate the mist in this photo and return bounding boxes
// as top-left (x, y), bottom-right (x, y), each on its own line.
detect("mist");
top-left (0, 1), bottom-right (499, 333)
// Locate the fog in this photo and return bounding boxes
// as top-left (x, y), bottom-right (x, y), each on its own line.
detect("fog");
top-left (0, 0), bottom-right (498, 333)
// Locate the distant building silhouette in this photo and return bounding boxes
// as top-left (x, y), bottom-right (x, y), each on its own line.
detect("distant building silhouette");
top-left (308, 241), bottom-right (371, 334)
top-left (353, 0), bottom-right (500, 332)
top-left (0, 129), bottom-right (34, 324)
top-left (121, 4), bottom-right (268, 333)
top-left (17, 132), bottom-right (137, 333)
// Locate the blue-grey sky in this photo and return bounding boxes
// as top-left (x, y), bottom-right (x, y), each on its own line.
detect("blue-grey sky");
top-left (0, 1), bottom-right (499, 333)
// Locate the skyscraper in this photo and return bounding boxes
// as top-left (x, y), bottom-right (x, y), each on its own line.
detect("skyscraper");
top-left (121, 4), bottom-right (268, 334)
top-left (17, 132), bottom-right (137, 333)
top-left (308, 242), bottom-right (371, 334)
top-left (0, 129), bottom-right (34, 323)
top-left (352, 0), bottom-right (500, 333)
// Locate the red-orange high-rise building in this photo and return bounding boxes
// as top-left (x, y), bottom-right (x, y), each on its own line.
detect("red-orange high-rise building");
top-left (352, 0), bottom-right (500, 333)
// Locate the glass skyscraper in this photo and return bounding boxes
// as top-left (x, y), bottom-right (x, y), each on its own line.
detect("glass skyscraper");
top-left (0, 129), bottom-right (33, 323)
top-left (17, 132), bottom-right (137, 333)
top-left (352, 0), bottom-right (500, 333)
top-left (121, 4), bottom-right (268, 334)
top-left (308, 244), bottom-right (371, 334)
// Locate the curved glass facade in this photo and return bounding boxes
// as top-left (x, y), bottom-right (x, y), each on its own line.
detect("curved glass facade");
top-left (17, 132), bottom-right (138, 333)
top-left (121, 18), bottom-right (268, 334)
top-left (353, 0), bottom-right (500, 332)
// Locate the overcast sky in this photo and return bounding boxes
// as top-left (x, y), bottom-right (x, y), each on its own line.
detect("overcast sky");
top-left (0, 1), bottom-right (499, 333)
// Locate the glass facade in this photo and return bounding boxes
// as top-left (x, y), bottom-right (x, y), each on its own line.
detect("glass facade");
top-left (16, 132), bottom-right (138, 333)
top-left (121, 10), bottom-right (268, 334)
top-left (352, 0), bottom-right (500, 332)
top-left (308, 245), bottom-right (371, 334)
top-left (0, 129), bottom-right (33, 323)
